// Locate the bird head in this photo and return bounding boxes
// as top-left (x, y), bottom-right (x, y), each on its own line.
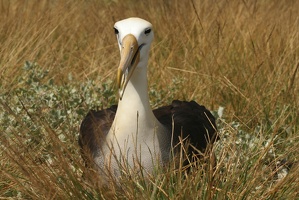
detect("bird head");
top-left (113, 17), bottom-right (154, 100)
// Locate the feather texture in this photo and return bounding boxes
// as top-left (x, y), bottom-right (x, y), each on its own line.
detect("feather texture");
top-left (79, 101), bottom-right (217, 168)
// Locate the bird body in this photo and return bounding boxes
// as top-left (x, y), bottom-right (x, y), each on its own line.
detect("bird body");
top-left (79, 18), bottom-right (217, 179)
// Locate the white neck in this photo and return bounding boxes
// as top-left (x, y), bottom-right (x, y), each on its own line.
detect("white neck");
top-left (103, 59), bottom-right (170, 175)
top-left (109, 64), bottom-right (162, 139)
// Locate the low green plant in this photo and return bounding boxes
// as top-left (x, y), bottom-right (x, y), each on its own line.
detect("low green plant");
top-left (0, 0), bottom-right (298, 199)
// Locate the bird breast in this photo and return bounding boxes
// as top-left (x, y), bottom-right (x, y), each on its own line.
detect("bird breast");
top-left (95, 116), bottom-right (171, 177)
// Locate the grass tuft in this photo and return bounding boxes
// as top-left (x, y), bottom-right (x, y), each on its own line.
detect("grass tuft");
top-left (1, 0), bottom-right (299, 199)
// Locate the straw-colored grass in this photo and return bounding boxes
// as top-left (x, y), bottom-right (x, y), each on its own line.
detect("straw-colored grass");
top-left (1, 0), bottom-right (298, 199)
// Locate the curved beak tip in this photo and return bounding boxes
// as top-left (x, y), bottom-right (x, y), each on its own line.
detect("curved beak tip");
top-left (117, 68), bottom-right (124, 100)
top-left (116, 34), bottom-right (140, 100)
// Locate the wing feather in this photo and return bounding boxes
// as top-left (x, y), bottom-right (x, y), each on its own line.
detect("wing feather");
top-left (79, 105), bottom-right (117, 166)
top-left (154, 100), bottom-right (217, 153)
top-left (79, 100), bottom-right (217, 167)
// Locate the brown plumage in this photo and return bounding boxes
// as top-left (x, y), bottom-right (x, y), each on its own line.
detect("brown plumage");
top-left (79, 101), bottom-right (217, 168)
top-left (79, 18), bottom-right (218, 179)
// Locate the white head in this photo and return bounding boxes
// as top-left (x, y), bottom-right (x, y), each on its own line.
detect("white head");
top-left (114, 17), bottom-right (154, 99)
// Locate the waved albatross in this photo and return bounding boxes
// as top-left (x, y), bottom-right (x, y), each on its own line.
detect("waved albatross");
top-left (79, 17), bottom-right (217, 179)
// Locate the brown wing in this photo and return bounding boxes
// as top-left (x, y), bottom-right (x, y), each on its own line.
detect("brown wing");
top-left (79, 105), bottom-right (117, 166)
top-left (79, 101), bottom-right (217, 167)
top-left (153, 100), bottom-right (217, 153)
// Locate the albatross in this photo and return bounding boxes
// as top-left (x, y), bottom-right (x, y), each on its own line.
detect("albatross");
top-left (79, 17), bottom-right (217, 179)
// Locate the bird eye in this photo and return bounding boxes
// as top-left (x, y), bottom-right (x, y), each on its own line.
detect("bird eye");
top-left (114, 27), bottom-right (119, 34)
top-left (144, 28), bottom-right (151, 35)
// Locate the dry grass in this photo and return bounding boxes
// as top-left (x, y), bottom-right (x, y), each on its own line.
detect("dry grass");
top-left (1, 0), bottom-right (299, 199)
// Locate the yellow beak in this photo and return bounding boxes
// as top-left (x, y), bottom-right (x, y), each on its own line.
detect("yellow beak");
top-left (117, 34), bottom-right (140, 100)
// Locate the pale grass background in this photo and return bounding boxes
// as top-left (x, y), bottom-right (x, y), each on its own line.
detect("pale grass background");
top-left (0, 0), bottom-right (298, 199)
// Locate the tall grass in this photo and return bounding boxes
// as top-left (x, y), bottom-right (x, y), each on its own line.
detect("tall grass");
top-left (1, 0), bottom-right (298, 199)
